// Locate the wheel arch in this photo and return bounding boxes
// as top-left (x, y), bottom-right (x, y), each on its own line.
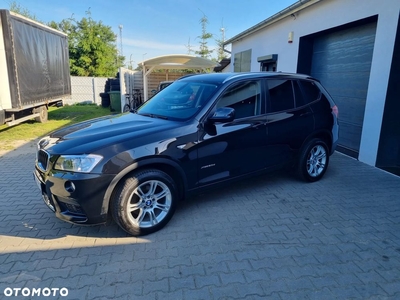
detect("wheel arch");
top-left (101, 157), bottom-right (188, 216)
top-left (301, 129), bottom-right (333, 155)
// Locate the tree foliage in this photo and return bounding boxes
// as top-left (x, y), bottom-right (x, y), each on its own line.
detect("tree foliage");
top-left (195, 13), bottom-right (213, 59)
top-left (9, 1), bottom-right (41, 22)
top-left (49, 10), bottom-right (124, 77)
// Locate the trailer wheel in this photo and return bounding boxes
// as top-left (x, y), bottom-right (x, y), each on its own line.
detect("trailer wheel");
top-left (34, 106), bottom-right (48, 123)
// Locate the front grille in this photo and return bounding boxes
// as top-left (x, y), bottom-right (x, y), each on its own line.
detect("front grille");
top-left (37, 149), bottom-right (50, 172)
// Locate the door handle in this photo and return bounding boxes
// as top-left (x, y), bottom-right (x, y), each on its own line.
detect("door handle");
top-left (251, 122), bottom-right (265, 129)
top-left (300, 111), bottom-right (311, 117)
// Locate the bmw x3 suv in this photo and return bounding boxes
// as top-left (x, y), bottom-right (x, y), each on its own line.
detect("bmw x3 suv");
top-left (34, 72), bottom-right (339, 236)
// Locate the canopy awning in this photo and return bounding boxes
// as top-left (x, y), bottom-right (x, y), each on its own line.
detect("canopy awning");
top-left (140, 54), bottom-right (219, 100)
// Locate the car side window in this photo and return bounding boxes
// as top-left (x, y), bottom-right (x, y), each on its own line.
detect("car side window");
top-left (216, 80), bottom-right (262, 119)
top-left (295, 80), bottom-right (321, 107)
top-left (266, 79), bottom-right (295, 113)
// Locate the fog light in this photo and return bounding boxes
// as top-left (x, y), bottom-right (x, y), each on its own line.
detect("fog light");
top-left (64, 181), bottom-right (76, 193)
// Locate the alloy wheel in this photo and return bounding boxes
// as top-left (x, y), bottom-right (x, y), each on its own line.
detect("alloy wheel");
top-left (306, 145), bottom-right (327, 177)
top-left (126, 180), bottom-right (172, 228)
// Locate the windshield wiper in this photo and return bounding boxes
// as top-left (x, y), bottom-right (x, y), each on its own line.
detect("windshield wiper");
top-left (138, 113), bottom-right (168, 120)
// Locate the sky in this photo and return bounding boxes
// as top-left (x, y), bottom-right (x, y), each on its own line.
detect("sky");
top-left (0, 0), bottom-right (298, 68)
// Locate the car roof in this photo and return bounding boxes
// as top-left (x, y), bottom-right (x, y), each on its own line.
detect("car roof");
top-left (179, 72), bottom-right (316, 84)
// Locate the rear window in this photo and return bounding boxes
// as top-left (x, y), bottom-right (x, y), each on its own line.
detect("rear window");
top-left (295, 80), bottom-right (321, 107)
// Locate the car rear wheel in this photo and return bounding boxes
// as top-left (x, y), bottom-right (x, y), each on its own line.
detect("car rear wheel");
top-left (298, 138), bottom-right (329, 182)
top-left (111, 169), bottom-right (177, 236)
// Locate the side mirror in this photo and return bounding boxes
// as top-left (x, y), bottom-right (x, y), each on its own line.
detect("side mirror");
top-left (208, 107), bottom-right (235, 123)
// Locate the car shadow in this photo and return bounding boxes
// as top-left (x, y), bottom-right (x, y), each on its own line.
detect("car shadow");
top-left (0, 158), bottom-right (298, 243)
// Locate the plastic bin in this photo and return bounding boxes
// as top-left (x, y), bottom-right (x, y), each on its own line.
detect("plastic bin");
top-left (100, 92), bottom-right (110, 108)
top-left (108, 91), bottom-right (121, 112)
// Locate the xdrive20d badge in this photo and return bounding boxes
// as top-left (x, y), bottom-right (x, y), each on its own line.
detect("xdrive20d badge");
top-left (34, 72), bottom-right (339, 236)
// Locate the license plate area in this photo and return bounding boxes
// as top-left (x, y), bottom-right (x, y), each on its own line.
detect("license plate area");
top-left (33, 171), bottom-right (55, 212)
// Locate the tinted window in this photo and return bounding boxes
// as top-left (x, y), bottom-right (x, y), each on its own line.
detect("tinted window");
top-left (296, 80), bottom-right (321, 106)
top-left (137, 81), bottom-right (219, 120)
top-left (293, 81), bottom-right (305, 107)
top-left (216, 80), bottom-right (261, 119)
top-left (267, 79), bottom-right (295, 113)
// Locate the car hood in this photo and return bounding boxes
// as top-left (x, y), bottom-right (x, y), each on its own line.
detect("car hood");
top-left (43, 113), bottom-right (181, 154)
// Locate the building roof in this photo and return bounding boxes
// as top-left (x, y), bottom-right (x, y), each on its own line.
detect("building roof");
top-left (213, 58), bottom-right (231, 72)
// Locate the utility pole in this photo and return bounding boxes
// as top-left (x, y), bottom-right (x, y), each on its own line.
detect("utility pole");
top-left (219, 26), bottom-right (225, 60)
top-left (216, 20), bottom-right (228, 61)
top-left (185, 37), bottom-right (194, 55)
top-left (129, 54), bottom-right (134, 70)
top-left (118, 24), bottom-right (123, 65)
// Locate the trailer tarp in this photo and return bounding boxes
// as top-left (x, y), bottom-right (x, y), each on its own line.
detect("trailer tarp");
top-left (1, 10), bottom-right (71, 108)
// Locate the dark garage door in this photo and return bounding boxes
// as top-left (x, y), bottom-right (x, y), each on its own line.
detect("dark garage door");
top-left (311, 21), bottom-right (377, 154)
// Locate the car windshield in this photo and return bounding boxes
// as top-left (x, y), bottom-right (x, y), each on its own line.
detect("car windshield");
top-left (137, 80), bottom-right (219, 120)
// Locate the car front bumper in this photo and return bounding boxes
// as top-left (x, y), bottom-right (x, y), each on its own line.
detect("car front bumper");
top-left (34, 167), bottom-right (115, 225)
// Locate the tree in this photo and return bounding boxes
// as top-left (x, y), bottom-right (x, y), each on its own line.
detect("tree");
top-left (195, 13), bottom-right (213, 59)
top-left (50, 10), bottom-right (124, 77)
top-left (9, 1), bottom-right (41, 22)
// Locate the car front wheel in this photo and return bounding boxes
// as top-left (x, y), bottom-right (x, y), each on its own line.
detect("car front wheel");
top-left (298, 138), bottom-right (329, 182)
top-left (111, 169), bottom-right (177, 236)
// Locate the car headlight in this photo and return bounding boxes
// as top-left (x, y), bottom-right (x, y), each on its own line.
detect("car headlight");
top-left (54, 154), bottom-right (103, 173)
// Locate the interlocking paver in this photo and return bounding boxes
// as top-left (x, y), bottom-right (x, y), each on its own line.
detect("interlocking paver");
top-left (1, 145), bottom-right (400, 299)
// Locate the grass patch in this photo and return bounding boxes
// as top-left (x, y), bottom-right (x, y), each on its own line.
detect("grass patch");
top-left (0, 104), bottom-right (114, 151)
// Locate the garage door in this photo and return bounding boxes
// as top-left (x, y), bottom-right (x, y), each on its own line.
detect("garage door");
top-left (311, 22), bottom-right (377, 154)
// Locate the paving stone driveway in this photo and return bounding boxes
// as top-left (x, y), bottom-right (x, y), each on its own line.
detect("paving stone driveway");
top-left (0, 143), bottom-right (399, 300)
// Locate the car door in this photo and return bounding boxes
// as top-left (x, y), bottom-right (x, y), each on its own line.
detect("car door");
top-left (265, 79), bottom-right (315, 168)
top-left (195, 79), bottom-right (268, 186)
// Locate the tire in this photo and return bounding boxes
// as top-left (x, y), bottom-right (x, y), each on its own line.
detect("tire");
top-left (123, 104), bottom-right (130, 112)
top-left (298, 138), bottom-right (329, 182)
top-left (34, 106), bottom-right (48, 123)
top-left (111, 169), bottom-right (177, 236)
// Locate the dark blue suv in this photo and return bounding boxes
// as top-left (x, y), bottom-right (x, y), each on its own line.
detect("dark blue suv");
top-left (34, 72), bottom-right (339, 236)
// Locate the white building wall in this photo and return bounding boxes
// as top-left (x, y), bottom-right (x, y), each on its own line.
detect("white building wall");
top-left (229, 0), bottom-right (400, 167)
top-left (359, 8), bottom-right (399, 165)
